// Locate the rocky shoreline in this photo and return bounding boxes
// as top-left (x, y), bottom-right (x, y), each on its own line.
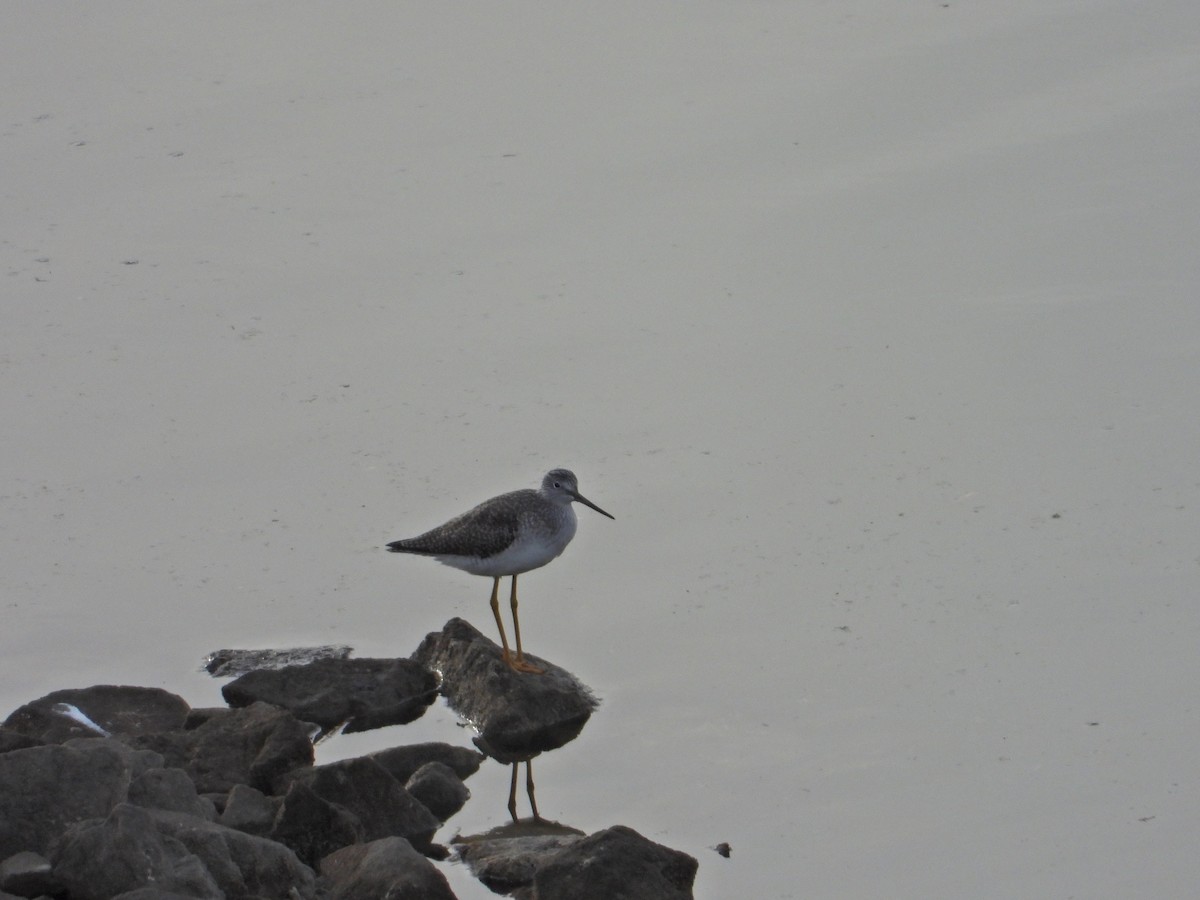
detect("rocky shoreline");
top-left (0, 619), bottom-right (698, 899)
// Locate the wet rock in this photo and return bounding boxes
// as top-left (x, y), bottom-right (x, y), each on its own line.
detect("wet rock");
top-left (0, 850), bottom-right (59, 897)
top-left (204, 645), bottom-right (353, 678)
top-left (278, 756), bottom-right (440, 849)
top-left (455, 830), bottom-right (583, 898)
top-left (51, 804), bottom-right (222, 900)
top-left (369, 741), bottom-right (484, 783)
top-left (533, 825), bottom-right (698, 900)
top-left (2, 686), bottom-right (190, 744)
top-left (222, 657), bottom-right (438, 735)
top-left (128, 767), bottom-right (217, 820)
top-left (128, 702), bottom-right (314, 794)
top-left (406, 762), bottom-right (470, 823)
top-left (269, 781), bottom-right (363, 868)
top-left (145, 808), bottom-right (317, 900)
top-left (319, 836), bottom-right (455, 900)
top-left (413, 619), bottom-right (599, 762)
top-left (220, 784), bottom-right (279, 836)
top-left (0, 738), bottom-right (149, 858)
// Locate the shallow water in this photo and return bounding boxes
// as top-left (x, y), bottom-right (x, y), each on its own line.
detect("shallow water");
top-left (4, 3), bottom-right (1200, 897)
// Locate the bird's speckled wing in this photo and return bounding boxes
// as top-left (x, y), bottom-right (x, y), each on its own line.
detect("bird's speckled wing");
top-left (386, 489), bottom-right (534, 560)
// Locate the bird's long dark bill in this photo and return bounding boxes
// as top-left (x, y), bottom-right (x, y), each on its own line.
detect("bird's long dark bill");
top-left (573, 491), bottom-right (615, 519)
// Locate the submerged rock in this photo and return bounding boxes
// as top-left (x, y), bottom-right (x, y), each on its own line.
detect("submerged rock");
top-left (454, 825), bottom-right (584, 898)
top-left (204, 645), bottom-right (354, 678)
top-left (319, 837), bottom-right (456, 900)
top-left (222, 657), bottom-right (438, 735)
top-left (533, 825), bottom-right (698, 900)
top-left (413, 619), bottom-right (599, 762)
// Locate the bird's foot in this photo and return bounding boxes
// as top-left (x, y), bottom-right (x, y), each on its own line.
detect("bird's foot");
top-left (503, 652), bottom-right (545, 675)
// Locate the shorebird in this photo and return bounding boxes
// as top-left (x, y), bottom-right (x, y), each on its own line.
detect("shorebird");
top-left (386, 469), bottom-right (614, 674)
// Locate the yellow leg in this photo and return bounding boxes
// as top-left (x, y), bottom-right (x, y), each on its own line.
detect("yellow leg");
top-left (489, 577), bottom-right (515, 663)
top-left (509, 575), bottom-right (544, 674)
top-left (507, 762), bottom-right (519, 823)
top-left (526, 760), bottom-right (542, 822)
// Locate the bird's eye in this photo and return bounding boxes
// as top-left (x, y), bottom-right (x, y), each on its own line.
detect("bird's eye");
top-left (552, 481), bottom-right (561, 489)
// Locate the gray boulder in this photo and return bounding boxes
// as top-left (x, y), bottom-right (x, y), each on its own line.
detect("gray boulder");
top-left (269, 781), bottom-right (363, 868)
top-left (406, 762), bottom-right (470, 823)
top-left (51, 804), bottom-right (222, 900)
top-left (455, 831), bottom-right (583, 898)
top-left (0, 738), bottom-right (150, 858)
top-left (412, 619), bottom-right (599, 762)
top-left (128, 767), bottom-right (217, 820)
top-left (219, 784), bottom-right (280, 836)
top-left (222, 657), bottom-right (438, 735)
top-left (146, 808), bottom-right (316, 900)
top-left (369, 741), bottom-right (484, 783)
top-left (2, 686), bottom-right (190, 744)
top-left (319, 837), bottom-right (455, 900)
top-left (128, 701), bottom-right (314, 794)
top-left (279, 756), bottom-right (440, 849)
top-left (533, 825), bottom-right (698, 900)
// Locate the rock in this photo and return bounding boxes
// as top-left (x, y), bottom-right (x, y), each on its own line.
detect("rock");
top-left (111, 889), bottom-right (212, 900)
top-left (146, 808), bottom-right (317, 900)
top-left (319, 837), bottom-right (455, 900)
top-left (0, 850), bottom-right (60, 897)
top-left (204, 645), bottom-right (353, 678)
top-left (222, 657), bottom-right (438, 735)
top-left (220, 784), bottom-right (279, 836)
top-left (279, 756), bottom-right (440, 849)
top-left (369, 742), bottom-right (484, 783)
top-left (269, 781), bottom-right (363, 868)
top-left (2, 686), bottom-right (190, 744)
top-left (406, 762), bottom-right (470, 823)
top-left (533, 825), bottom-right (698, 900)
top-left (51, 803), bottom-right (223, 900)
top-left (0, 738), bottom-right (146, 858)
top-left (128, 767), bottom-right (217, 820)
top-left (0, 730), bottom-right (42, 754)
top-left (412, 619), bottom-right (599, 762)
top-left (455, 830), bottom-right (583, 898)
top-left (128, 702), bottom-right (314, 794)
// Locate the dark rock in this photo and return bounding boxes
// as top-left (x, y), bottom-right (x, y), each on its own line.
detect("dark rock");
top-left (128, 767), bottom-right (216, 820)
top-left (146, 808), bottom-right (317, 900)
top-left (2, 686), bottom-right (189, 744)
top-left (455, 829), bottom-right (583, 898)
top-left (369, 742), bottom-right (484, 783)
top-left (51, 804), bottom-right (222, 900)
top-left (222, 657), bottom-right (438, 735)
top-left (406, 762), bottom-right (470, 823)
top-left (533, 825), bottom-right (698, 900)
top-left (204, 645), bottom-right (353, 678)
top-left (319, 837), bottom-right (455, 900)
top-left (279, 757), bottom-right (440, 849)
top-left (220, 784), bottom-right (279, 836)
top-left (269, 781), bottom-right (363, 868)
top-left (128, 702), bottom-right (314, 794)
top-left (111, 889), bottom-right (211, 900)
top-left (0, 730), bottom-right (42, 754)
top-left (0, 738), bottom-right (144, 858)
top-left (0, 850), bottom-right (60, 897)
top-left (412, 619), bottom-right (599, 762)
